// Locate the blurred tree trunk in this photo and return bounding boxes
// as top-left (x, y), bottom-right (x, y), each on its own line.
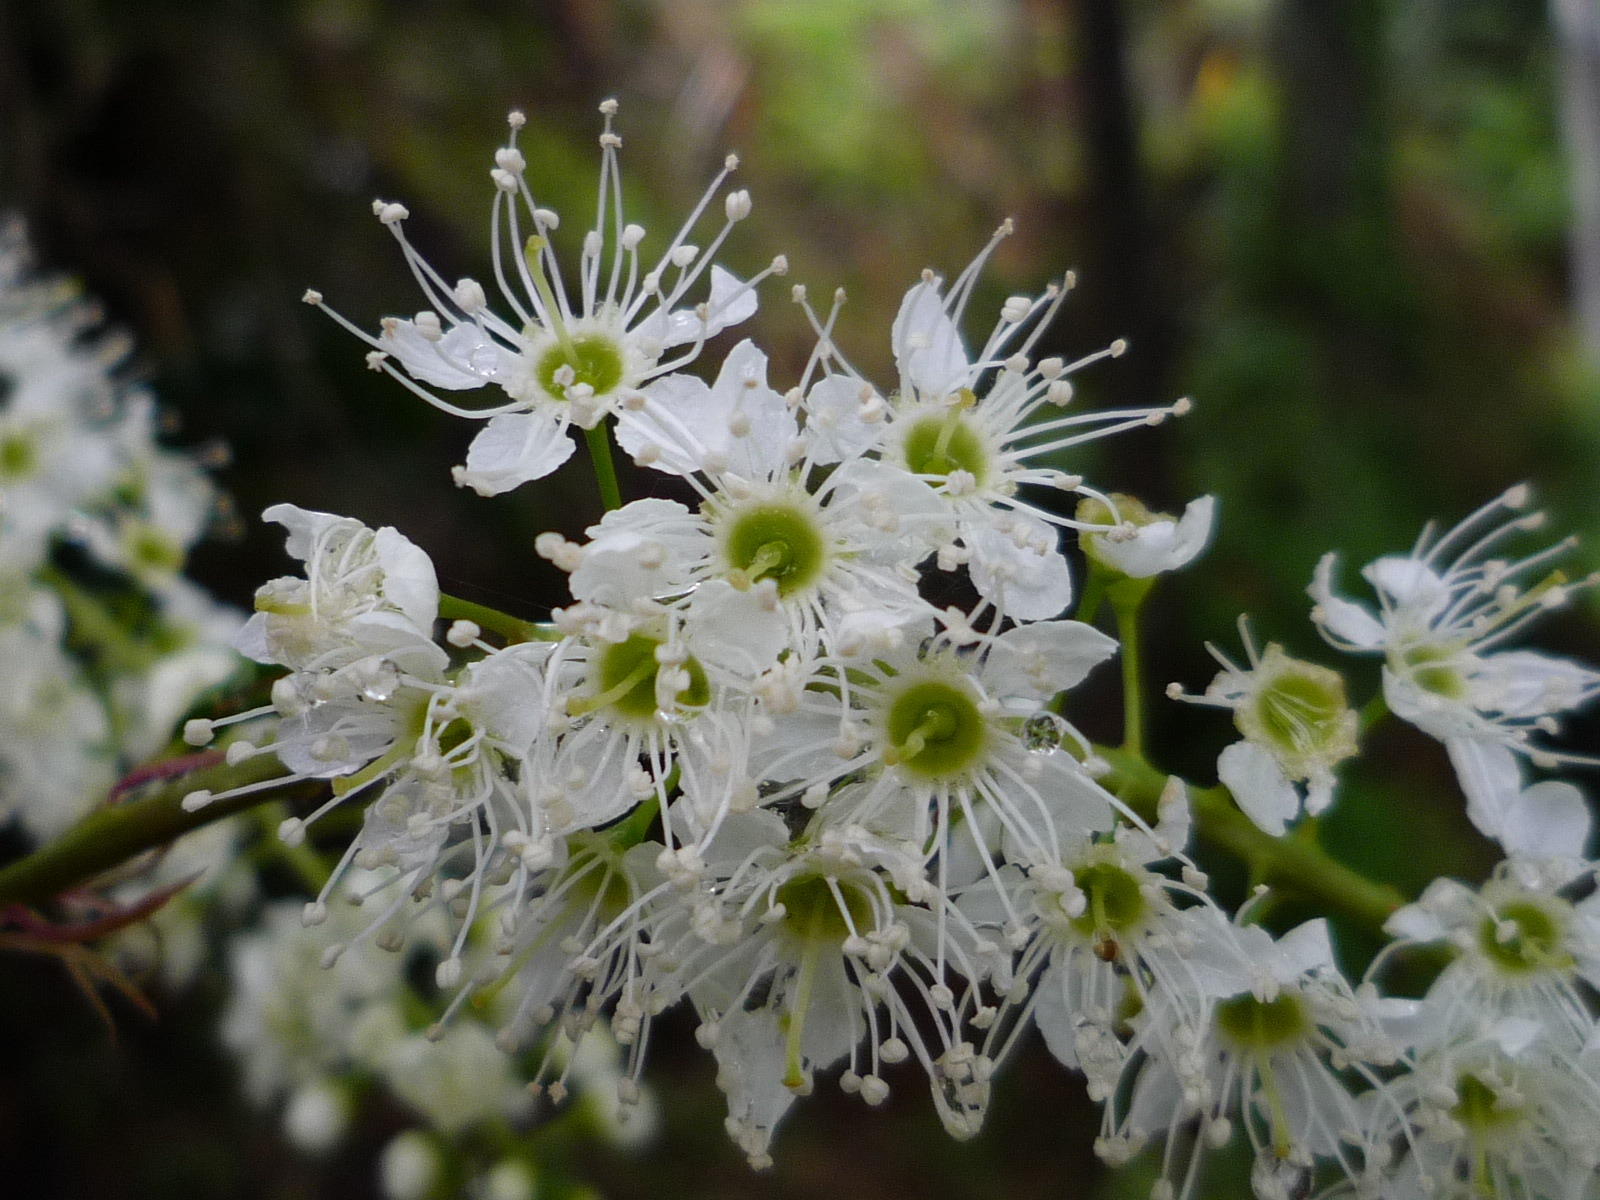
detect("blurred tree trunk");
top-left (1551, 0), bottom-right (1600, 363)
top-left (1268, 0), bottom-right (1403, 346)
top-left (1066, 0), bottom-right (1174, 402)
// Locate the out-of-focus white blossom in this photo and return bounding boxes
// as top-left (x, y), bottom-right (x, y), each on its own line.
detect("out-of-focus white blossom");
top-left (1309, 486), bottom-right (1600, 845)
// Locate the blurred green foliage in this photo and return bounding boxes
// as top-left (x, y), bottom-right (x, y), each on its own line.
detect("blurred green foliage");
top-left (1, 0), bottom-right (1597, 1197)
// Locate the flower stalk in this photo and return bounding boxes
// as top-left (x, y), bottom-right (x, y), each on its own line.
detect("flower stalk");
top-left (0, 755), bottom-right (311, 910)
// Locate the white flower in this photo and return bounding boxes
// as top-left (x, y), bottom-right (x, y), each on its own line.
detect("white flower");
top-left (1078, 492), bottom-right (1217, 579)
top-left (235, 504), bottom-right (442, 679)
top-left (524, 619), bottom-right (763, 842)
top-left (0, 278), bottom-right (122, 569)
top-left (378, 1131), bottom-right (441, 1200)
top-left (74, 393), bottom-right (219, 592)
top-left (1104, 916), bottom-right (1393, 1200)
top-left (0, 594), bottom-right (116, 840)
top-left (309, 102), bottom-right (781, 494)
top-left (1176, 622), bottom-right (1359, 835)
top-left (220, 900), bottom-right (416, 1104)
top-left (1370, 1011), bottom-right (1600, 1199)
top-left (282, 1081), bottom-right (349, 1155)
top-left (963, 799), bottom-right (1213, 1105)
top-left (373, 1018), bottom-right (532, 1135)
top-left (799, 226), bottom-right (1189, 619)
top-left (1383, 859), bottom-right (1600, 1052)
top-left (753, 617), bottom-right (1124, 870)
top-left (569, 339), bottom-right (940, 661)
top-left (653, 811), bottom-right (991, 1160)
top-left (1309, 487), bottom-right (1600, 843)
top-left (491, 832), bottom-right (665, 1091)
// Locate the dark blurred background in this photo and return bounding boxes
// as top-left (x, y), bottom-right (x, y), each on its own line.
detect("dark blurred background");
top-left (2, 0), bottom-right (1599, 1196)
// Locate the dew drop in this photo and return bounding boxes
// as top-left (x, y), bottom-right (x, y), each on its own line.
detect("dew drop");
top-left (468, 345), bottom-right (500, 376)
top-left (1022, 711), bottom-right (1068, 753)
top-left (362, 661), bottom-right (401, 702)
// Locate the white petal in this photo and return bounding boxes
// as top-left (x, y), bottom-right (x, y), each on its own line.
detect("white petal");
top-left (1363, 555), bottom-right (1447, 616)
top-left (1091, 496), bottom-right (1217, 578)
top-left (261, 503), bottom-right (342, 562)
top-left (1500, 780), bottom-right (1593, 860)
top-left (452, 411), bottom-right (576, 496)
top-left (826, 458), bottom-right (946, 559)
top-left (1001, 752), bottom-right (1115, 858)
top-left (800, 374), bottom-right (883, 465)
top-left (373, 526), bottom-right (440, 634)
top-left (1383, 664), bottom-right (1477, 739)
top-left (1217, 739), bottom-right (1301, 836)
top-left (966, 518), bottom-right (1073, 621)
top-left (381, 319), bottom-right (504, 390)
top-left (617, 342), bottom-right (795, 479)
top-left (1273, 918), bottom-right (1335, 977)
top-left (233, 611), bottom-right (274, 663)
top-left (1471, 649), bottom-right (1600, 718)
top-left (891, 278), bottom-right (969, 398)
top-left (707, 340), bottom-right (796, 479)
top-left (569, 498), bottom-right (702, 608)
top-left (1487, 1016), bottom-right (1542, 1057)
top-left (461, 643), bottom-right (554, 752)
top-left (1444, 735), bottom-right (1523, 838)
top-left (703, 265), bottom-right (760, 337)
top-left (1303, 769), bottom-right (1336, 816)
top-left (1384, 901), bottom-right (1446, 943)
top-left (1361, 996), bottom-right (1432, 1050)
top-left (1307, 553), bottom-right (1386, 649)
top-left (639, 265), bottom-right (759, 351)
top-left (749, 708), bottom-right (853, 784)
top-left (613, 372), bottom-right (711, 475)
top-left (684, 580), bottom-right (789, 674)
top-left (984, 619), bottom-right (1118, 701)
top-left (707, 1008), bottom-right (798, 1166)
top-left (1032, 963), bottom-right (1083, 1069)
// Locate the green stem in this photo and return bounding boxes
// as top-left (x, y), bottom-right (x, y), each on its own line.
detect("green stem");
top-left (1358, 690), bottom-right (1391, 735)
top-left (437, 594), bottom-right (559, 645)
top-left (1098, 746), bottom-right (1406, 935)
top-left (609, 790), bottom-right (665, 850)
top-left (1109, 590), bottom-right (1147, 757)
top-left (0, 756), bottom-right (317, 910)
top-left (584, 423), bottom-right (623, 512)
top-left (1075, 571), bottom-right (1106, 628)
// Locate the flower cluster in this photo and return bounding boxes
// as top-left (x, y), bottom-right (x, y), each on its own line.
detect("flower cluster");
top-left (0, 219), bottom-right (241, 839)
top-left (146, 104), bottom-right (1600, 1196)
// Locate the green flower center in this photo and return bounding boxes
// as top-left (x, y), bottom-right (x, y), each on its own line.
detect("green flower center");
top-left (578, 632), bottom-right (709, 721)
top-left (1214, 991), bottom-right (1311, 1053)
top-left (1255, 672), bottom-right (1344, 749)
top-left (0, 432), bottom-right (36, 479)
top-left (883, 677), bottom-right (988, 779)
top-left (1399, 642), bottom-right (1467, 700)
top-left (1069, 862), bottom-right (1149, 956)
top-left (1451, 1072), bottom-right (1523, 1133)
top-left (1477, 899), bottom-right (1572, 975)
top-left (901, 401), bottom-right (989, 485)
top-left (565, 842), bottom-right (636, 918)
top-left (775, 873), bottom-right (876, 943)
top-left (721, 502), bottom-right (828, 596)
top-left (535, 333), bottom-right (625, 401)
top-left (1235, 649), bottom-right (1356, 772)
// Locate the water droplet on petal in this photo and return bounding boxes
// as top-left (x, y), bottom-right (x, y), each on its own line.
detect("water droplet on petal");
top-left (362, 660), bottom-right (401, 702)
top-left (1022, 711), bottom-right (1068, 753)
top-left (468, 345), bottom-right (500, 376)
